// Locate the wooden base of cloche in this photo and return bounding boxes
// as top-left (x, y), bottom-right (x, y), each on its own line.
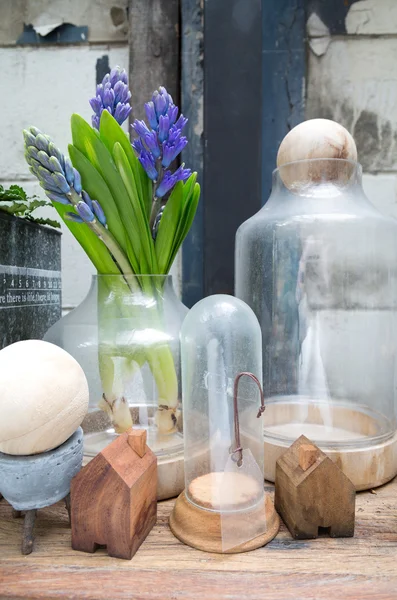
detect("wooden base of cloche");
top-left (169, 489), bottom-right (279, 554)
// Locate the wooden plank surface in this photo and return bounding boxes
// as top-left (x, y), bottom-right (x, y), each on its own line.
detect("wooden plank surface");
top-left (1, 480), bottom-right (397, 599)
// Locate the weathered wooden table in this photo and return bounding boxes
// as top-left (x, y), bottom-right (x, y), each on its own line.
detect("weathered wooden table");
top-left (0, 479), bottom-right (396, 600)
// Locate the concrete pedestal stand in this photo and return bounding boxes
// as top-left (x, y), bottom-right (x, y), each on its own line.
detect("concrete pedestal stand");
top-left (0, 427), bottom-right (83, 554)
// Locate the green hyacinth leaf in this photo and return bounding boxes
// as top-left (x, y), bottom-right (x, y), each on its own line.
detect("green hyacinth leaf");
top-left (53, 202), bottom-right (121, 274)
top-left (113, 141), bottom-right (158, 274)
top-left (180, 172), bottom-right (197, 206)
top-left (99, 111), bottom-right (151, 220)
top-left (138, 161), bottom-right (152, 221)
top-left (155, 181), bottom-right (184, 274)
top-left (166, 181), bottom-right (200, 273)
top-left (178, 182), bottom-right (201, 243)
top-left (70, 114), bottom-right (138, 271)
top-left (68, 144), bottom-right (128, 257)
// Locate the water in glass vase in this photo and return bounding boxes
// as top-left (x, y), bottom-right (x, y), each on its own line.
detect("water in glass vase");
top-left (44, 274), bottom-right (187, 459)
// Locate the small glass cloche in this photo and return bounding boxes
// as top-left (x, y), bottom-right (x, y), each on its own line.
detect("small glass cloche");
top-left (169, 295), bottom-right (279, 553)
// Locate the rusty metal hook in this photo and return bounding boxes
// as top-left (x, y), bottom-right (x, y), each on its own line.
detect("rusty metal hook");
top-left (232, 372), bottom-right (265, 466)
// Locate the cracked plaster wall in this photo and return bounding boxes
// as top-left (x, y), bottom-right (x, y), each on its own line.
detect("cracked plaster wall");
top-left (307, 0), bottom-right (397, 220)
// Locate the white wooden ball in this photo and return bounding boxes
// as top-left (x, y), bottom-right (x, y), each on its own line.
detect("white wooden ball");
top-left (0, 340), bottom-right (89, 455)
top-left (276, 119), bottom-right (357, 188)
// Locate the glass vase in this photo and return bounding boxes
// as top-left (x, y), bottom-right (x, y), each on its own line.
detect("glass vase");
top-left (235, 158), bottom-right (397, 489)
top-left (44, 274), bottom-right (188, 461)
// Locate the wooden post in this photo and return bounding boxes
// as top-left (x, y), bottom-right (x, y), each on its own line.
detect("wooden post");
top-left (203, 0), bottom-right (263, 297)
top-left (262, 0), bottom-right (306, 199)
top-left (128, 0), bottom-right (180, 124)
top-left (181, 0), bottom-right (204, 307)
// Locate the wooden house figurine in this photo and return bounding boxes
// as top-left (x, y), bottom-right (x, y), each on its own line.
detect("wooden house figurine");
top-left (275, 435), bottom-right (355, 539)
top-left (71, 429), bottom-right (157, 560)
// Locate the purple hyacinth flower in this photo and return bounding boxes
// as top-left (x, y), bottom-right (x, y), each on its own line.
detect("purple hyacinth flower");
top-left (81, 190), bottom-right (93, 210)
top-left (76, 201), bottom-right (95, 222)
top-left (23, 130), bottom-right (36, 147)
top-left (113, 80), bottom-right (124, 101)
top-left (36, 150), bottom-right (53, 170)
top-left (29, 126), bottom-right (41, 136)
top-left (65, 211), bottom-right (84, 223)
top-left (48, 156), bottom-right (63, 174)
top-left (174, 164), bottom-right (192, 180)
top-left (152, 87), bottom-right (175, 120)
top-left (139, 150), bottom-right (158, 181)
top-left (167, 104), bottom-right (178, 127)
top-left (52, 172), bottom-right (71, 194)
top-left (35, 134), bottom-right (49, 152)
top-left (158, 115), bottom-right (170, 143)
top-left (46, 192), bottom-right (71, 205)
top-left (64, 158), bottom-right (75, 186)
top-left (26, 146), bottom-right (40, 162)
top-left (110, 66), bottom-right (128, 87)
top-left (73, 169), bottom-right (82, 194)
top-left (114, 102), bottom-right (131, 124)
top-left (89, 66), bottom-right (132, 129)
top-left (114, 80), bottom-right (131, 104)
top-left (144, 131), bottom-right (161, 159)
top-left (162, 136), bottom-right (188, 168)
top-left (156, 167), bottom-right (191, 198)
top-left (103, 88), bottom-right (115, 109)
top-left (155, 170), bottom-right (175, 198)
top-left (131, 86), bottom-right (192, 199)
top-left (132, 119), bottom-right (151, 138)
top-left (132, 138), bottom-right (145, 155)
top-left (48, 142), bottom-right (65, 169)
top-left (23, 127), bottom-right (88, 207)
top-left (175, 114), bottom-right (188, 131)
top-left (154, 93), bottom-right (167, 118)
top-left (145, 102), bottom-right (158, 129)
top-left (36, 167), bottom-right (61, 193)
top-left (89, 96), bottom-right (102, 113)
top-left (92, 200), bottom-right (107, 226)
top-left (156, 164), bottom-right (191, 198)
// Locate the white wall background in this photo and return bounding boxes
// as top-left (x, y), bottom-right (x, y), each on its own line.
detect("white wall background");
top-left (0, 1), bottom-right (181, 312)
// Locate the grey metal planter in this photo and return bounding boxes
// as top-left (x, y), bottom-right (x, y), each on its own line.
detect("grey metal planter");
top-left (0, 211), bottom-right (61, 349)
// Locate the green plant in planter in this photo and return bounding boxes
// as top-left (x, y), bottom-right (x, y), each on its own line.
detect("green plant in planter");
top-left (23, 66), bottom-right (200, 435)
top-left (0, 184), bottom-right (60, 229)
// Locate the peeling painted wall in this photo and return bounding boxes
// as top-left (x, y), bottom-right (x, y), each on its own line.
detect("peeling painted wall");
top-left (306, 0), bottom-right (397, 220)
top-left (0, 0), bottom-right (129, 45)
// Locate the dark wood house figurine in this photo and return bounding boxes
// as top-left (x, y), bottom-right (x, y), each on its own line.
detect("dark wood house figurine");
top-left (275, 435), bottom-right (355, 539)
top-left (71, 429), bottom-right (157, 559)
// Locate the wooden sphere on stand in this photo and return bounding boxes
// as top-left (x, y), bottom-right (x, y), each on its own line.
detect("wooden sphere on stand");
top-left (0, 340), bottom-right (89, 455)
top-left (276, 119), bottom-right (358, 189)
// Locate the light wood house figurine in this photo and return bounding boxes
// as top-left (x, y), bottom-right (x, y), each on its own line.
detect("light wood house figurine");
top-left (275, 435), bottom-right (355, 539)
top-left (71, 429), bottom-right (157, 560)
